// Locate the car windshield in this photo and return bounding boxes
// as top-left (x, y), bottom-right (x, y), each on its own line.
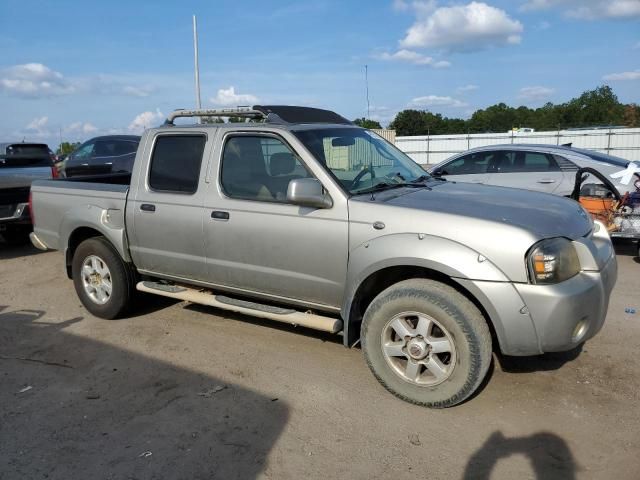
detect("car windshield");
top-left (293, 127), bottom-right (429, 194)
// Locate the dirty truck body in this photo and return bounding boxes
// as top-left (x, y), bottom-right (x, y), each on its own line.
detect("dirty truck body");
top-left (29, 106), bottom-right (617, 407)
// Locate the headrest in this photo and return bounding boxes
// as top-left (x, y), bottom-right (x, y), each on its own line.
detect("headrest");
top-left (270, 152), bottom-right (296, 176)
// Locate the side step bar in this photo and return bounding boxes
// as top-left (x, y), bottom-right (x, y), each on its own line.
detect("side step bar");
top-left (136, 281), bottom-right (343, 333)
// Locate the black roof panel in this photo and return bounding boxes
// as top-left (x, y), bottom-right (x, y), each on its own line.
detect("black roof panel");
top-left (253, 105), bottom-right (352, 125)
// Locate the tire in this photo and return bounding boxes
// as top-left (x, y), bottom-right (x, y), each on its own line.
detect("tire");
top-left (72, 237), bottom-right (135, 319)
top-left (361, 279), bottom-right (492, 408)
top-left (1, 225), bottom-right (32, 246)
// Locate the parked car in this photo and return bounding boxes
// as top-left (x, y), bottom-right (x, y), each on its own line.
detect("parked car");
top-left (429, 144), bottom-right (639, 196)
top-left (1, 142), bottom-right (57, 244)
top-left (64, 135), bottom-right (140, 177)
top-left (29, 105), bottom-right (616, 408)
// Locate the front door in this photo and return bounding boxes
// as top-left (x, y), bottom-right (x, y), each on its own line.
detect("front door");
top-left (435, 150), bottom-right (494, 184)
top-left (203, 132), bottom-right (348, 309)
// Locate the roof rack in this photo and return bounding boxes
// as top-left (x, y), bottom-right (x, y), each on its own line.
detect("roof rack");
top-left (164, 107), bottom-right (264, 125)
top-left (164, 105), bottom-right (353, 126)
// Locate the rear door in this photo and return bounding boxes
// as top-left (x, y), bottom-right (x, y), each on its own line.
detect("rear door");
top-left (487, 150), bottom-right (565, 194)
top-left (127, 131), bottom-right (212, 281)
top-left (432, 151), bottom-right (494, 184)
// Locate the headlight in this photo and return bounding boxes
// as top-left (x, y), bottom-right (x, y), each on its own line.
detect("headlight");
top-left (526, 237), bottom-right (580, 284)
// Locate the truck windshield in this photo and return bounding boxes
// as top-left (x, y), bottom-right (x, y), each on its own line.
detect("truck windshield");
top-left (293, 128), bottom-right (429, 195)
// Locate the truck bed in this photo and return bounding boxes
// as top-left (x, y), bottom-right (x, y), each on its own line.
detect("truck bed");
top-left (30, 177), bottom-right (129, 252)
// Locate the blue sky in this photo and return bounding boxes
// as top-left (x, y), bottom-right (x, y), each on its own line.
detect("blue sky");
top-left (1, 0), bottom-right (639, 147)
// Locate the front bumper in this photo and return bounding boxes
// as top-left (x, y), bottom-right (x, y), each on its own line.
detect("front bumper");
top-left (514, 252), bottom-right (617, 353)
top-left (456, 235), bottom-right (617, 356)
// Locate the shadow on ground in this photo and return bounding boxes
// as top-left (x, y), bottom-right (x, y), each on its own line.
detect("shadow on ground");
top-left (0, 240), bottom-right (43, 260)
top-left (464, 431), bottom-right (576, 480)
top-left (0, 305), bottom-right (288, 480)
top-left (613, 239), bottom-right (639, 263)
top-left (495, 344), bottom-right (583, 374)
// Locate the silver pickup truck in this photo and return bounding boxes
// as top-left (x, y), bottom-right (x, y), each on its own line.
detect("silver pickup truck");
top-left (29, 106), bottom-right (617, 407)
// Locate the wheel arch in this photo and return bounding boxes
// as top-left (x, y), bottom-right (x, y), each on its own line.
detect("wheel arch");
top-left (342, 262), bottom-right (501, 351)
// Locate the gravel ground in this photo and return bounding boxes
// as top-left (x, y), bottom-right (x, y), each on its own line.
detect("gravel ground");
top-left (1, 239), bottom-right (639, 480)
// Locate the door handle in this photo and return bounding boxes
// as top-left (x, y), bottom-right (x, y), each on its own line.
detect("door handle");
top-left (211, 211), bottom-right (230, 220)
top-left (536, 179), bottom-right (556, 184)
top-left (140, 203), bottom-right (156, 212)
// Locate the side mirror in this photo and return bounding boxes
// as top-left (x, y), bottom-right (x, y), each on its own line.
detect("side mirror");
top-left (287, 178), bottom-right (332, 209)
top-left (431, 169), bottom-right (442, 177)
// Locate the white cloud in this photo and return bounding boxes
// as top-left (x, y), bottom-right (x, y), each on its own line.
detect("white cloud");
top-left (128, 109), bottom-right (164, 133)
top-left (0, 63), bottom-right (155, 99)
top-left (410, 95), bottom-right (468, 108)
top-left (400, 2), bottom-right (523, 52)
top-left (520, 0), bottom-right (640, 19)
top-left (518, 86), bottom-right (555, 101)
top-left (0, 63), bottom-right (74, 98)
top-left (210, 86), bottom-right (258, 106)
top-left (393, 0), bottom-right (410, 11)
top-left (603, 70), bottom-right (640, 81)
top-left (122, 85), bottom-right (151, 97)
top-left (26, 116), bottom-right (49, 130)
top-left (377, 49), bottom-right (451, 67)
top-left (65, 122), bottom-right (98, 134)
top-left (456, 84), bottom-right (479, 93)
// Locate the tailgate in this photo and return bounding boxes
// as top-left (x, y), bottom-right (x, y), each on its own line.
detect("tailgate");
top-left (0, 166), bottom-right (53, 190)
top-left (1, 143), bottom-right (53, 189)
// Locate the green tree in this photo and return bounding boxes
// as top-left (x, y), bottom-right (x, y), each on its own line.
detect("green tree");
top-left (559, 85), bottom-right (624, 127)
top-left (353, 117), bottom-right (382, 129)
top-left (623, 104), bottom-right (640, 127)
top-left (56, 141), bottom-right (81, 156)
top-left (200, 116), bottom-right (224, 124)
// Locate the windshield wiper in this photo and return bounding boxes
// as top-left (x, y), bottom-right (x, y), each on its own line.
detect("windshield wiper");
top-left (353, 181), bottom-right (428, 196)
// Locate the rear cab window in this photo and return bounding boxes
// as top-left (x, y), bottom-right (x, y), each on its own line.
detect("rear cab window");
top-left (1, 144), bottom-right (52, 168)
top-left (148, 135), bottom-right (206, 194)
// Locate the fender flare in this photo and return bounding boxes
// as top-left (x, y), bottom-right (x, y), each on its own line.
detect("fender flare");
top-left (60, 204), bottom-right (130, 267)
top-left (340, 233), bottom-right (512, 346)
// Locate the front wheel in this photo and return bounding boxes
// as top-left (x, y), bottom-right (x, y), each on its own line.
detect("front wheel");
top-left (72, 237), bottom-right (135, 319)
top-left (361, 279), bottom-right (492, 408)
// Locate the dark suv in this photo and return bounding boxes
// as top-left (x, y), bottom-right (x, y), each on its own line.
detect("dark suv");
top-left (64, 135), bottom-right (140, 177)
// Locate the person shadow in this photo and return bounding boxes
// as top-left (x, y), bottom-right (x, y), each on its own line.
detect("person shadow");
top-left (463, 431), bottom-right (576, 480)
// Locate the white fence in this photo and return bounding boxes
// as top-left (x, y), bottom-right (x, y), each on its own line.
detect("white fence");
top-left (395, 127), bottom-right (640, 166)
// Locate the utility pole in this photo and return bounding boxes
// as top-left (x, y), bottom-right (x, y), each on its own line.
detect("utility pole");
top-left (193, 15), bottom-right (202, 121)
top-left (364, 65), bottom-right (370, 120)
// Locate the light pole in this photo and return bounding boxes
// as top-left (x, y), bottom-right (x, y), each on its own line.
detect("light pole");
top-left (193, 15), bottom-right (202, 118)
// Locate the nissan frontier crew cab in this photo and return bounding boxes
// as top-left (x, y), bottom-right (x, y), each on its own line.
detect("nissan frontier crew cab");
top-left (29, 106), bottom-right (617, 408)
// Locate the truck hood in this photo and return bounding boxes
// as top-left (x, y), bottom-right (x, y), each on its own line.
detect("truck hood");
top-left (369, 181), bottom-right (592, 239)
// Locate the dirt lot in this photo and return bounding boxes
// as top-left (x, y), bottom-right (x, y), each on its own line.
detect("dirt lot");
top-left (1, 240), bottom-right (639, 480)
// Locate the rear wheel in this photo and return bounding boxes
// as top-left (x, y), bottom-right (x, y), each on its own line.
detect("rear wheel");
top-left (361, 279), bottom-right (492, 408)
top-left (72, 237), bottom-right (135, 319)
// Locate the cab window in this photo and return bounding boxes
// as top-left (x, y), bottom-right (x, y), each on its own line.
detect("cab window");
top-left (148, 135), bottom-right (206, 193)
top-left (220, 135), bottom-right (311, 202)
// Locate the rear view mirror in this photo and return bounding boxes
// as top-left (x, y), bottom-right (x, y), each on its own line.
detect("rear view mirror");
top-left (287, 178), bottom-right (332, 209)
top-left (331, 137), bottom-right (355, 147)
